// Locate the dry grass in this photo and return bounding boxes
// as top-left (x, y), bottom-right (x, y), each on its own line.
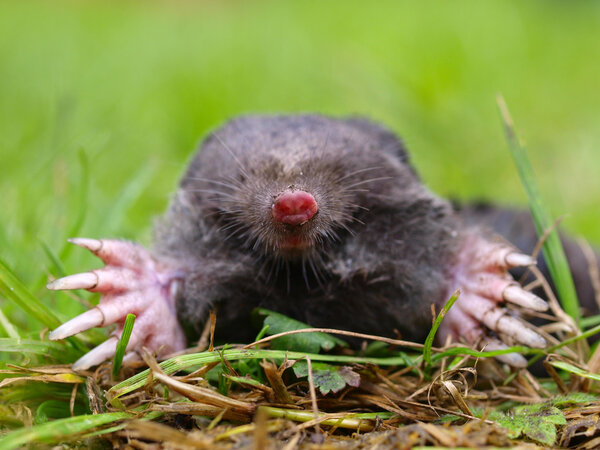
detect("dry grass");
top-left (55, 300), bottom-right (600, 448)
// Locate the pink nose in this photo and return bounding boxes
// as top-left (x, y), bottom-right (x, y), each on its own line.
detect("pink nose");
top-left (272, 190), bottom-right (318, 225)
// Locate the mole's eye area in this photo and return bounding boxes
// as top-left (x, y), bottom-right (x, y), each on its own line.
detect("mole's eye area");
top-left (272, 190), bottom-right (318, 226)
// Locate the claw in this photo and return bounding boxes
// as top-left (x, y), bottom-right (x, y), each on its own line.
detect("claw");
top-left (473, 301), bottom-right (546, 348)
top-left (68, 237), bottom-right (103, 253)
top-left (482, 339), bottom-right (528, 368)
top-left (466, 237), bottom-right (535, 271)
top-left (47, 272), bottom-right (99, 291)
top-left (49, 292), bottom-right (147, 340)
top-left (122, 351), bottom-right (143, 366)
top-left (49, 308), bottom-right (104, 340)
top-left (47, 267), bottom-right (138, 293)
top-left (494, 315), bottom-right (546, 348)
top-left (503, 285), bottom-right (548, 311)
top-left (72, 336), bottom-right (120, 371)
top-left (68, 238), bottom-right (150, 267)
top-left (505, 252), bottom-right (536, 268)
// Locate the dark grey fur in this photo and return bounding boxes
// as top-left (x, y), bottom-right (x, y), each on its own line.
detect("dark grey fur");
top-left (154, 115), bottom-right (599, 343)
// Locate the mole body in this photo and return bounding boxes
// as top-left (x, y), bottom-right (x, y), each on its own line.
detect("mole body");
top-left (47, 115), bottom-right (598, 370)
top-left (158, 116), bottom-right (459, 344)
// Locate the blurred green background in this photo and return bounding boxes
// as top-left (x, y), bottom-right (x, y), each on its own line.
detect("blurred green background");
top-left (0, 1), bottom-right (598, 331)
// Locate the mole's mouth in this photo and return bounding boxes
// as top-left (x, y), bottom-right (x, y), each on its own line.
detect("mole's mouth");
top-left (272, 190), bottom-right (318, 226)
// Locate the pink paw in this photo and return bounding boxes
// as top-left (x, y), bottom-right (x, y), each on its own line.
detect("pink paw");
top-left (47, 238), bottom-right (187, 371)
top-left (439, 234), bottom-right (549, 367)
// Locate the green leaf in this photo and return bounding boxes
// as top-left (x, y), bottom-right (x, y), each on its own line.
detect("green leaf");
top-left (487, 403), bottom-right (565, 446)
top-left (514, 404), bottom-right (566, 425)
top-left (292, 360), bottom-right (360, 395)
top-left (254, 308), bottom-right (347, 353)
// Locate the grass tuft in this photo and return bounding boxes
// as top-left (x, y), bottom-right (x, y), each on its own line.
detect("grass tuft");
top-left (497, 95), bottom-right (581, 324)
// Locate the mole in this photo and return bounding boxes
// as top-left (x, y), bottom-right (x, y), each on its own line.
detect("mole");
top-left (46, 115), bottom-right (599, 371)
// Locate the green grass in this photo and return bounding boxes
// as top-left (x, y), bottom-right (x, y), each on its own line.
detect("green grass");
top-left (0, 0), bottom-right (599, 445)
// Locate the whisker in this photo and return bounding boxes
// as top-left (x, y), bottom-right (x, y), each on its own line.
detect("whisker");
top-left (188, 189), bottom-right (239, 201)
top-left (344, 202), bottom-right (369, 211)
top-left (316, 131), bottom-right (331, 160)
top-left (341, 188), bottom-right (370, 193)
top-left (301, 256), bottom-right (310, 290)
top-left (218, 221), bottom-right (245, 233)
top-left (212, 132), bottom-right (250, 179)
top-left (335, 166), bottom-right (382, 183)
top-left (337, 222), bottom-right (357, 236)
top-left (186, 176), bottom-right (241, 191)
top-left (342, 176), bottom-right (394, 189)
top-left (308, 255), bottom-right (325, 289)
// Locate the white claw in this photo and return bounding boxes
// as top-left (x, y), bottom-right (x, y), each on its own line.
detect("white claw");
top-left (72, 336), bottom-right (119, 371)
top-left (68, 237), bottom-right (103, 253)
top-left (503, 285), bottom-right (549, 312)
top-left (49, 308), bottom-right (104, 340)
top-left (493, 314), bottom-right (547, 349)
top-left (483, 340), bottom-right (528, 368)
top-left (47, 272), bottom-right (99, 291)
top-left (505, 252), bottom-right (536, 268)
top-left (122, 351), bottom-right (143, 366)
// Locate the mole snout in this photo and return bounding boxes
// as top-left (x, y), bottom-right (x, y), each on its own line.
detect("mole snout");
top-left (272, 190), bottom-right (318, 225)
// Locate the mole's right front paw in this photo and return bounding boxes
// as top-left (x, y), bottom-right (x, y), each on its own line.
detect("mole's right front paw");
top-left (439, 235), bottom-right (549, 367)
top-left (47, 238), bottom-right (187, 371)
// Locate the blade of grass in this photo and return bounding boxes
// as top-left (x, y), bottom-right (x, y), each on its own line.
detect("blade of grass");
top-left (547, 358), bottom-right (600, 382)
top-left (431, 345), bottom-right (536, 362)
top-left (262, 406), bottom-right (394, 432)
top-left (0, 258), bottom-right (87, 354)
top-left (0, 338), bottom-right (81, 361)
top-left (0, 308), bottom-right (20, 339)
top-left (112, 313), bottom-right (135, 378)
top-left (497, 95), bottom-right (580, 324)
top-left (0, 258), bottom-right (61, 330)
top-left (108, 349), bottom-right (415, 400)
top-left (581, 314), bottom-right (600, 329)
top-left (525, 322), bottom-right (600, 369)
top-left (39, 240), bottom-right (67, 280)
top-left (0, 411), bottom-right (133, 447)
top-left (423, 290), bottom-right (460, 365)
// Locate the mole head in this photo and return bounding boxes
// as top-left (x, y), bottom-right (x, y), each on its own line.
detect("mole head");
top-left (189, 115), bottom-right (395, 260)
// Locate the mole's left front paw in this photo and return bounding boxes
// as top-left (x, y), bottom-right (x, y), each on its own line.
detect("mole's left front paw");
top-left (47, 238), bottom-right (187, 371)
top-left (439, 235), bottom-right (549, 367)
